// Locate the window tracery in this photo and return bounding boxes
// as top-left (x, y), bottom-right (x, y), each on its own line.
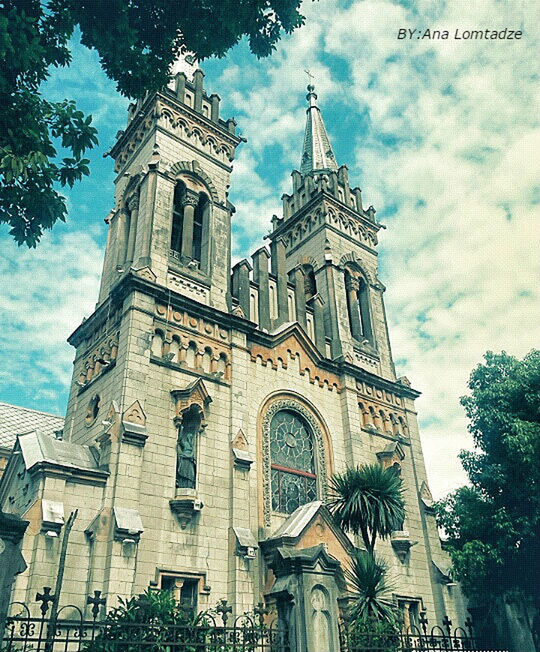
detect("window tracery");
top-left (270, 410), bottom-right (317, 514)
top-left (344, 266), bottom-right (374, 345)
top-left (261, 399), bottom-right (328, 525)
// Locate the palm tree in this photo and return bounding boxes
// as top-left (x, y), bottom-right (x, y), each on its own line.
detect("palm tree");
top-left (329, 463), bottom-right (405, 629)
top-left (329, 463), bottom-right (405, 553)
top-left (346, 549), bottom-right (396, 623)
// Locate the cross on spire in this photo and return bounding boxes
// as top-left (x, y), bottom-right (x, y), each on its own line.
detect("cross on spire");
top-left (304, 69), bottom-right (315, 86)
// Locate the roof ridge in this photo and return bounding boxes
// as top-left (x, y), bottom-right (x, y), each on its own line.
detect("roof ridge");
top-left (0, 401), bottom-right (64, 420)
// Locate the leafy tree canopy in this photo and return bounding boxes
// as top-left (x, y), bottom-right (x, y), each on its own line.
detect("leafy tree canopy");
top-left (0, 0), bottom-right (307, 246)
top-left (435, 350), bottom-right (540, 610)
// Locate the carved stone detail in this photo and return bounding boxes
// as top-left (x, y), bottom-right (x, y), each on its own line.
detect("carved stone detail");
top-left (167, 160), bottom-right (219, 203)
top-left (261, 399), bottom-right (328, 527)
top-left (171, 378), bottom-right (212, 421)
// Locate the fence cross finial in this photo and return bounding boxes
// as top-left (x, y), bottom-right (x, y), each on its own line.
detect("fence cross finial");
top-left (419, 611), bottom-right (429, 635)
top-left (216, 598), bottom-right (232, 626)
top-left (87, 590), bottom-right (106, 619)
top-left (35, 587), bottom-right (55, 615)
top-left (442, 615), bottom-right (453, 636)
top-left (254, 601), bottom-right (269, 627)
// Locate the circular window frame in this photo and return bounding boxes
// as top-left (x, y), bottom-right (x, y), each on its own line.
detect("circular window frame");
top-left (85, 394), bottom-right (101, 427)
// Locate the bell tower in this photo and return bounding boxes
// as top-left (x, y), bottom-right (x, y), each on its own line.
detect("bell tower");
top-left (98, 58), bottom-right (243, 312)
top-left (267, 85), bottom-right (396, 380)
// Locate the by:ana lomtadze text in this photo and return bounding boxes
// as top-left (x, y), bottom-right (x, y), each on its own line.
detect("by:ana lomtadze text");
top-left (397, 28), bottom-right (522, 41)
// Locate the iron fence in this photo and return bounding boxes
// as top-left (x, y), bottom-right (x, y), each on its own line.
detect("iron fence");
top-left (339, 618), bottom-right (509, 652)
top-left (2, 593), bottom-right (288, 652)
top-left (2, 590), bottom-right (509, 652)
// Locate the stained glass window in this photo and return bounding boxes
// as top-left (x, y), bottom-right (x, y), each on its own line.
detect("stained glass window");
top-left (270, 410), bottom-right (317, 514)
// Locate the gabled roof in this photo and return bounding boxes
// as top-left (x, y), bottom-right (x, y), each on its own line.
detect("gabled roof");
top-left (0, 402), bottom-right (64, 451)
top-left (18, 431), bottom-right (99, 473)
top-left (262, 500), bottom-right (355, 556)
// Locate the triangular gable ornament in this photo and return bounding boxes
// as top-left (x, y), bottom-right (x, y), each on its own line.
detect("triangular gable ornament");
top-left (121, 400), bottom-right (148, 447)
top-left (419, 480), bottom-right (435, 514)
top-left (171, 378), bottom-right (212, 423)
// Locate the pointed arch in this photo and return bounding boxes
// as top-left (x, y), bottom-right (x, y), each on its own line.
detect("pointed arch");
top-left (258, 391), bottom-right (334, 527)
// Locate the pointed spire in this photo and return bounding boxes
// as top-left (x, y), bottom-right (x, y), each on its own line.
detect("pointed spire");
top-left (300, 85), bottom-right (338, 175)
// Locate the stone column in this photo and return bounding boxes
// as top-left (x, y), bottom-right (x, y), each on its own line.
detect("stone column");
top-left (270, 238), bottom-right (288, 327)
top-left (209, 93), bottom-right (220, 122)
top-left (292, 267), bottom-right (307, 329)
top-left (174, 72), bottom-right (186, 102)
top-left (193, 69), bottom-right (204, 113)
top-left (346, 276), bottom-right (362, 340)
top-left (252, 247), bottom-right (271, 330)
top-left (352, 187), bottom-right (363, 212)
top-left (180, 190), bottom-right (199, 260)
top-left (115, 208), bottom-right (129, 270)
top-left (323, 262), bottom-right (342, 357)
top-left (338, 165), bottom-right (351, 205)
top-left (310, 294), bottom-right (326, 352)
top-left (136, 145), bottom-right (160, 269)
top-left (125, 194), bottom-right (139, 266)
top-left (358, 282), bottom-right (374, 343)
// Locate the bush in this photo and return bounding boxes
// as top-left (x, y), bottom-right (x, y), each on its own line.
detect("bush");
top-left (346, 615), bottom-right (400, 652)
top-left (83, 590), bottom-right (206, 652)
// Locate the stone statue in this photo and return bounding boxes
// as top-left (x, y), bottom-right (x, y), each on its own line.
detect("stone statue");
top-left (176, 411), bottom-right (199, 489)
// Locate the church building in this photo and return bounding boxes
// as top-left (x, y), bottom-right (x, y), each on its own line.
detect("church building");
top-left (0, 59), bottom-right (467, 645)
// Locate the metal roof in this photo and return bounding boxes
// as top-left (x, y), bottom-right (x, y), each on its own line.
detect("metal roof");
top-left (300, 85), bottom-right (338, 175)
top-left (18, 430), bottom-right (98, 472)
top-left (0, 402), bottom-right (64, 451)
top-left (271, 500), bottom-right (323, 539)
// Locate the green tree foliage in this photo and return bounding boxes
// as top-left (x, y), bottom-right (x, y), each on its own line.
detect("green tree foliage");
top-left (346, 550), bottom-right (397, 625)
top-left (435, 350), bottom-right (540, 619)
top-left (0, 0), bottom-right (307, 246)
top-left (329, 463), bottom-right (405, 552)
top-left (346, 614), bottom-right (400, 652)
top-left (84, 590), bottom-right (203, 652)
top-left (329, 463), bottom-right (404, 627)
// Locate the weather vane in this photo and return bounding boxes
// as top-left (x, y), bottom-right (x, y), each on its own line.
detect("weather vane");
top-left (304, 69), bottom-right (315, 85)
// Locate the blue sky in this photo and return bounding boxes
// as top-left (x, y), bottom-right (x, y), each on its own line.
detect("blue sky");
top-left (1, 0), bottom-right (538, 497)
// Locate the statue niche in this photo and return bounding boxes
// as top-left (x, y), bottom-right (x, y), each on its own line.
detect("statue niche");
top-left (175, 405), bottom-right (202, 489)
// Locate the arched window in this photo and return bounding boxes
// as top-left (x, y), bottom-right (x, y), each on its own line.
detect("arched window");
top-left (171, 181), bottom-right (186, 255)
top-left (170, 182), bottom-right (209, 267)
top-left (345, 269), bottom-right (374, 345)
top-left (270, 410), bottom-right (317, 514)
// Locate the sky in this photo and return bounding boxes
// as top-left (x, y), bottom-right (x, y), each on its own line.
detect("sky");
top-left (1, 0), bottom-right (539, 499)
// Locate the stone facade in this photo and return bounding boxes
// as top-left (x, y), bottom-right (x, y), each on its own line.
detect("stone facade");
top-left (0, 62), bottom-right (467, 636)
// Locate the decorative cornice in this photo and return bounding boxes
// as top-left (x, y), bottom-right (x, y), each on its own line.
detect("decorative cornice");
top-left (269, 191), bottom-right (381, 244)
top-left (109, 89), bottom-right (242, 163)
top-left (69, 272), bottom-right (421, 400)
top-left (27, 462), bottom-right (109, 486)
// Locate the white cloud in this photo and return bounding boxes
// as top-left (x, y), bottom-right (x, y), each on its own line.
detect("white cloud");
top-left (1, 0), bottom-right (537, 502)
top-left (220, 0), bottom-right (539, 498)
top-left (0, 231), bottom-right (102, 413)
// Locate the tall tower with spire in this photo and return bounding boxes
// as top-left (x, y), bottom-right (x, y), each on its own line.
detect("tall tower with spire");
top-left (266, 84), bottom-right (394, 380)
top-left (1, 69), bottom-right (467, 643)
